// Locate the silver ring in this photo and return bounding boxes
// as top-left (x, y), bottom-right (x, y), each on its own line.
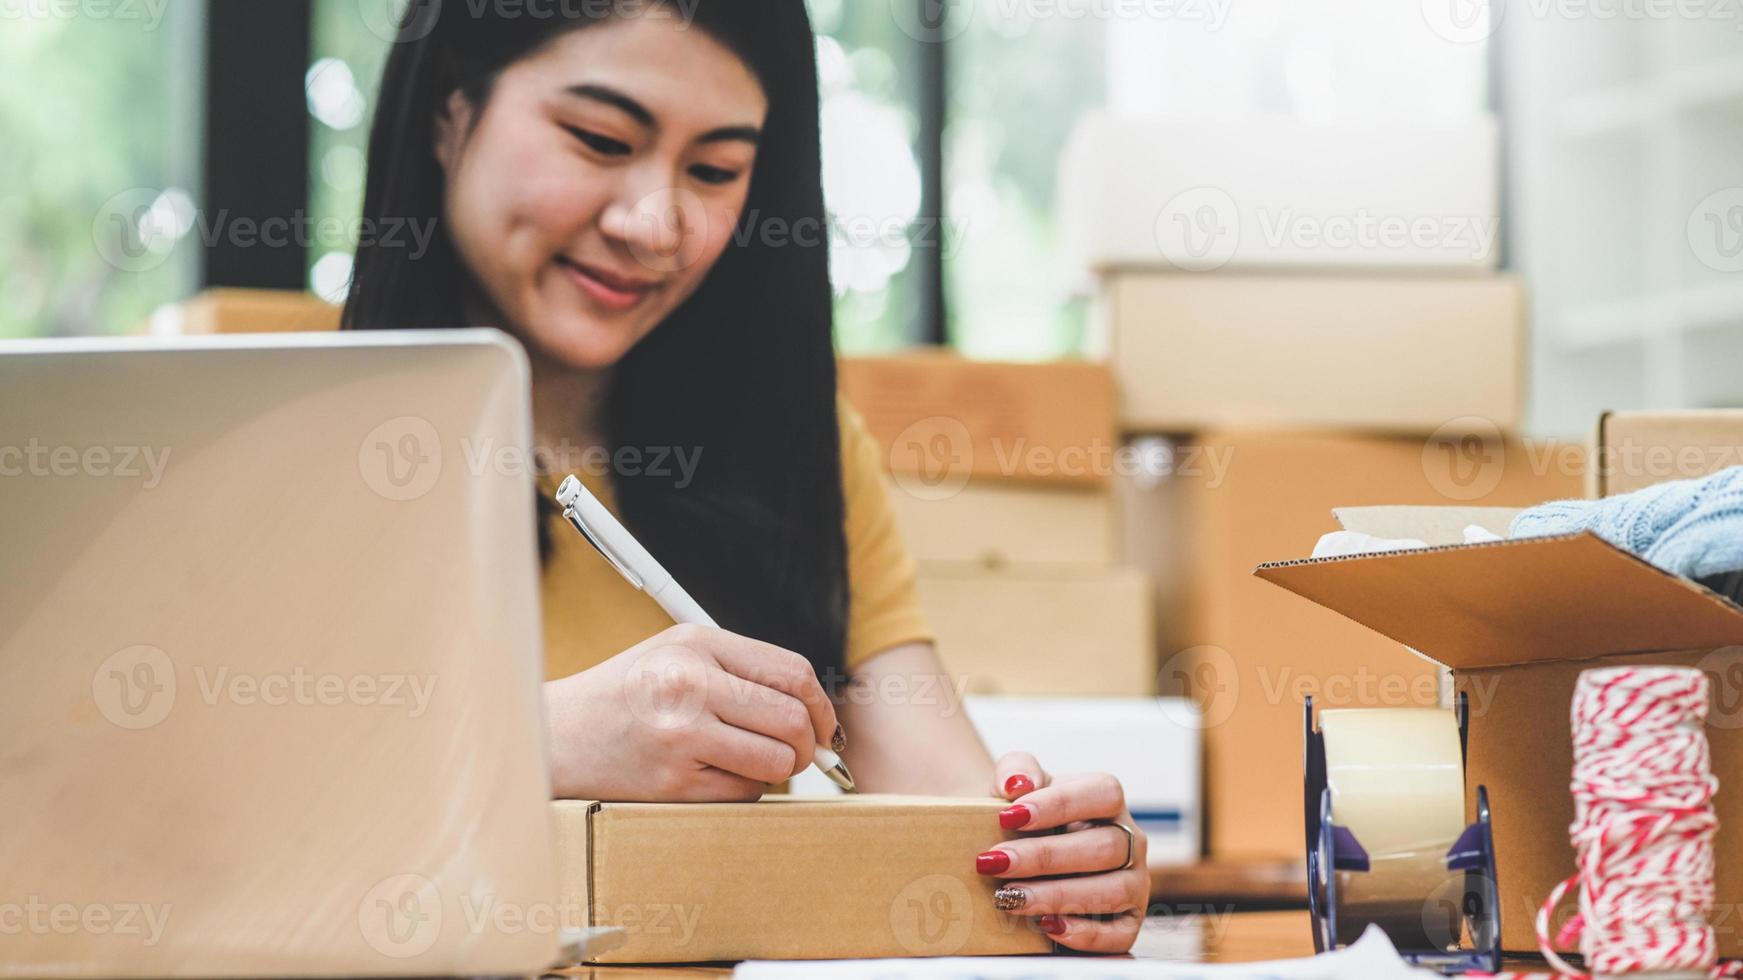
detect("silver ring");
top-left (1104, 821), bottom-right (1137, 872)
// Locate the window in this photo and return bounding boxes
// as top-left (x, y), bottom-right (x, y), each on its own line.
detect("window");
top-left (0, 4), bottom-right (196, 337)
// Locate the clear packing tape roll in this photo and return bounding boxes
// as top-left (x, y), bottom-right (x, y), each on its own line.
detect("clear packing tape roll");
top-left (1320, 708), bottom-right (1467, 950)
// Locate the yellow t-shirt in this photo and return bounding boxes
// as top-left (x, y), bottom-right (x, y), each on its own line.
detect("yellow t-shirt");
top-left (537, 400), bottom-right (933, 681)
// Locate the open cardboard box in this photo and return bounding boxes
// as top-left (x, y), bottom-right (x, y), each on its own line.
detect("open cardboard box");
top-left (1252, 504), bottom-right (1743, 956)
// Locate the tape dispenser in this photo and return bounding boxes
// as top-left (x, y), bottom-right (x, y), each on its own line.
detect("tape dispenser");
top-left (1303, 694), bottom-right (1501, 973)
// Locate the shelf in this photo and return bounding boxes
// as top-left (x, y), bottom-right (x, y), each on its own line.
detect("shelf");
top-left (1553, 284), bottom-right (1743, 353)
top-left (1552, 53), bottom-right (1743, 140)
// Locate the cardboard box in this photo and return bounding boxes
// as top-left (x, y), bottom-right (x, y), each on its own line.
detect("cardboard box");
top-left (170, 288), bottom-right (342, 334)
top-left (1057, 112), bottom-right (1500, 275)
top-left (966, 697), bottom-right (1202, 866)
top-left (886, 477), bottom-right (1116, 567)
top-left (1159, 432), bottom-right (1584, 860)
top-left (551, 797), bottom-right (1053, 962)
top-left (839, 354), bottom-right (1117, 487)
top-left (1594, 409), bottom-right (1743, 497)
top-left (1254, 506), bottom-right (1743, 957)
top-left (918, 565), bottom-right (1155, 697)
top-left (1097, 273), bottom-right (1524, 434)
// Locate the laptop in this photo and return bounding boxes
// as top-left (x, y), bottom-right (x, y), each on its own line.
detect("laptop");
top-left (0, 330), bottom-right (560, 977)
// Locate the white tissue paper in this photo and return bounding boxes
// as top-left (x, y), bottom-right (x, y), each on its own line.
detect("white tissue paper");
top-left (1311, 526), bottom-right (1502, 559)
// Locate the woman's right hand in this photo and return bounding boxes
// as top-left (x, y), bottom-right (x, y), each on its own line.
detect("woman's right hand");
top-left (543, 623), bottom-right (841, 802)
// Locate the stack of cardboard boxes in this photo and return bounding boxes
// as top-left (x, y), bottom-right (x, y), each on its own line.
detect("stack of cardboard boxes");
top-left (1054, 113), bottom-right (1591, 867)
top-left (836, 354), bottom-right (1201, 865)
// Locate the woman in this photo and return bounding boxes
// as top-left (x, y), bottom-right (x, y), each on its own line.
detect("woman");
top-left (343, 0), bottom-right (1148, 953)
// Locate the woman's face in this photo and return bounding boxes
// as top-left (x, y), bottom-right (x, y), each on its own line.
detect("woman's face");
top-left (435, 13), bottom-right (767, 370)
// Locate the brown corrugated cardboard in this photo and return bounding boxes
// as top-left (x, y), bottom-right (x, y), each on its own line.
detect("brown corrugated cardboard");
top-left (887, 477), bottom-right (1116, 567)
top-left (1098, 273), bottom-right (1523, 434)
top-left (551, 796), bottom-right (1054, 963)
top-left (839, 354), bottom-right (1117, 487)
top-left (1255, 513), bottom-right (1743, 956)
top-left (918, 565), bottom-right (1154, 696)
top-left (1162, 433), bottom-right (1584, 861)
top-left (173, 288), bottom-right (342, 334)
top-left (1594, 409), bottom-right (1743, 497)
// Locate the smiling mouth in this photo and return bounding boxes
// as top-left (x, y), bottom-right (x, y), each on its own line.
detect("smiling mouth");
top-left (556, 256), bottom-right (663, 312)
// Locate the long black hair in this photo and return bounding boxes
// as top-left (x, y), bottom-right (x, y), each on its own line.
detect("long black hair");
top-left (342, 0), bottom-right (849, 680)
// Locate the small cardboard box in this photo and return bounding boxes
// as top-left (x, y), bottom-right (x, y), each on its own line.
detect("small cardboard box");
top-left (551, 797), bottom-right (1053, 963)
top-left (886, 477), bottom-right (1116, 567)
top-left (1097, 273), bottom-right (1523, 434)
top-left (171, 288), bottom-right (342, 334)
top-left (1253, 507), bottom-right (1743, 956)
top-left (918, 564), bottom-right (1155, 696)
top-left (839, 354), bottom-right (1117, 487)
top-left (1594, 409), bottom-right (1743, 497)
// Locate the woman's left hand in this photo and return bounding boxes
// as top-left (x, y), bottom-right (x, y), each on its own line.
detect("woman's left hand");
top-left (977, 752), bottom-right (1148, 953)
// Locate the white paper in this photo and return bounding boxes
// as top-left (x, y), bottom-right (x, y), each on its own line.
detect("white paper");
top-left (732, 925), bottom-right (1440, 980)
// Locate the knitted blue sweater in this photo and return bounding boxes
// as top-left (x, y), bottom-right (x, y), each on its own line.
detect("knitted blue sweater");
top-left (1509, 466), bottom-right (1743, 579)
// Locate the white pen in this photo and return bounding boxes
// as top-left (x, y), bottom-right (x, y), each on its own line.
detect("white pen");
top-left (554, 474), bottom-right (855, 792)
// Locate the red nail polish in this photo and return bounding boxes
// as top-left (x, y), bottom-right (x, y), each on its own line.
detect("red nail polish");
top-left (998, 804), bottom-right (1031, 830)
top-left (1004, 774), bottom-right (1035, 797)
top-left (975, 850), bottom-right (1011, 875)
top-left (1039, 915), bottom-right (1067, 936)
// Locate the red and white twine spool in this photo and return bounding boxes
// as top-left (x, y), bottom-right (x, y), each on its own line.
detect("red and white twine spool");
top-left (1481, 666), bottom-right (1736, 980)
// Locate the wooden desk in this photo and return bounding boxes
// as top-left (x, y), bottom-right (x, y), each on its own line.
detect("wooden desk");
top-left (552, 910), bottom-right (1555, 976)
top-left (550, 911), bottom-right (1312, 977)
